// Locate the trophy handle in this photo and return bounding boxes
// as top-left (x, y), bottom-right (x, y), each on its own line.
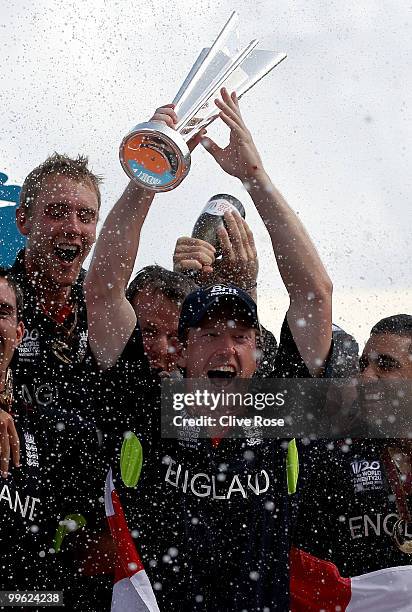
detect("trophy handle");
top-left (237, 51), bottom-right (287, 99)
top-left (176, 49), bottom-right (287, 140)
top-left (173, 11), bottom-right (239, 115)
top-left (175, 38), bottom-right (259, 133)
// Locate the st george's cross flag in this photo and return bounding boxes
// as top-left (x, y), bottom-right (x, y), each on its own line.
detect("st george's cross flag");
top-left (290, 546), bottom-right (412, 612)
top-left (104, 469), bottom-right (160, 612)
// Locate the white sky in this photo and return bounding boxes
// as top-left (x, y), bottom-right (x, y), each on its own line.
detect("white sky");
top-left (1, 0), bottom-right (411, 346)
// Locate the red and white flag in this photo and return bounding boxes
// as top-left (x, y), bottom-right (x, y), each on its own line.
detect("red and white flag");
top-left (105, 469), bottom-right (160, 612)
top-left (290, 546), bottom-right (412, 612)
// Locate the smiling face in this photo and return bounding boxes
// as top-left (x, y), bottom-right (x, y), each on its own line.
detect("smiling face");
top-left (0, 277), bottom-right (24, 380)
top-left (181, 307), bottom-right (258, 380)
top-left (17, 174), bottom-right (99, 289)
top-left (360, 333), bottom-right (412, 380)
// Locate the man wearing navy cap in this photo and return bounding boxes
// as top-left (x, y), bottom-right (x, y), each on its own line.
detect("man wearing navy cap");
top-left (85, 90), bottom-right (333, 610)
top-left (169, 283), bottom-right (289, 608)
top-left (177, 283), bottom-right (261, 384)
top-left (107, 278), bottom-right (325, 610)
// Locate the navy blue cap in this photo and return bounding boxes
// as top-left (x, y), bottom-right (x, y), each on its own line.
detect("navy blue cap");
top-left (178, 284), bottom-right (260, 340)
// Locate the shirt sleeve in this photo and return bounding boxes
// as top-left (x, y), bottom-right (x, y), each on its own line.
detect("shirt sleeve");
top-left (325, 325), bottom-right (359, 378)
top-left (254, 326), bottom-right (278, 378)
top-left (269, 316), bottom-right (341, 379)
top-left (90, 322), bottom-right (155, 435)
top-left (269, 317), bottom-right (311, 378)
top-left (85, 321), bottom-right (149, 376)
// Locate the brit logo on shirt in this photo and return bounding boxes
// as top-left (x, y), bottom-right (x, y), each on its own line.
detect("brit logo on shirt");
top-left (24, 432), bottom-right (39, 468)
top-left (350, 459), bottom-right (383, 492)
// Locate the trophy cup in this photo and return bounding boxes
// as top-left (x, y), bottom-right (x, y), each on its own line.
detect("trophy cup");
top-left (119, 12), bottom-right (286, 192)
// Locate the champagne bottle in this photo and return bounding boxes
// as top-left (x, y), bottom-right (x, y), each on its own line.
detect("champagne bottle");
top-left (191, 194), bottom-right (245, 257)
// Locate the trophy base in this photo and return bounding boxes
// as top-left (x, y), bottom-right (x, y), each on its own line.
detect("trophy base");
top-left (119, 122), bottom-right (191, 192)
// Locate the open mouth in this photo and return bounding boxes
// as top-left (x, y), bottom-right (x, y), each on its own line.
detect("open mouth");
top-left (54, 243), bottom-right (81, 264)
top-left (207, 366), bottom-right (237, 380)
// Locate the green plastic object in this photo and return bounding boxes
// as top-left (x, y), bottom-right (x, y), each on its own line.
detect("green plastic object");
top-left (120, 432), bottom-right (143, 488)
top-left (286, 438), bottom-right (299, 495)
top-left (53, 513), bottom-right (87, 553)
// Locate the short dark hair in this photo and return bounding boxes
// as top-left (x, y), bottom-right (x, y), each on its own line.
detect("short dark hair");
top-left (19, 152), bottom-right (102, 216)
top-left (371, 314), bottom-right (412, 337)
top-left (126, 265), bottom-right (198, 306)
top-left (0, 267), bottom-right (23, 321)
top-left (371, 314), bottom-right (412, 353)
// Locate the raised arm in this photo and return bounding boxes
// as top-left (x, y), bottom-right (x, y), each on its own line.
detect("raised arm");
top-left (84, 183), bottom-right (153, 369)
top-left (85, 106), bottom-right (180, 368)
top-left (85, 105), bottom-right (206, 369)
top-left (201, 88), bottom-right (332, 375)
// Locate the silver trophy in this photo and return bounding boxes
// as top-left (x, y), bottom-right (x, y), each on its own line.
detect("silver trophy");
top-left (120, 12), bottom-right (286, 192)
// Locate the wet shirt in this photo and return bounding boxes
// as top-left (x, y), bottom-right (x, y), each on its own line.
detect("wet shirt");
top-left (10, 250), bottom-right (97, 417)
top-left (94, 324), bottom-right (156, 452)
top-left (293, 438), bottom-right (412, 577)
top-left (253, 325), bottom-right (278, 378)
top-left (0, 394), bottom-right (105, 608)
top-left (104, 316), bottom-right (317, 612)
top-left (256, 322), bottom-right (359, 379)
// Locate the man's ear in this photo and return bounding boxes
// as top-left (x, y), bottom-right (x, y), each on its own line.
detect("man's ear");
top-left (16, 207), bottom-right (31, 236)
top-left (254, 334), bottom-right (262, 368)
top-left (15, 322), bottom-right (25, 347)
top-left (177, 344), bottom-right (187, 369)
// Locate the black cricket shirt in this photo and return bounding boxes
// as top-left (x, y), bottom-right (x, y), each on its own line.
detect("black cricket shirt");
top-left (10, 250), bottom-right (97, 417)
top-left (293, 438), bottom-right (412, 577)
top-left (0, 394), bottom-right (106, 610)
top-left (103, 316), bottom-right (322, 612)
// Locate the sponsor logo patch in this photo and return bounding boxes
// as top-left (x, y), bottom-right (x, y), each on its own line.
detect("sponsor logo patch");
top-left (78, 330), bottom-right (88, 362)
top-left (24, 432), bottom-right (39, 468)
top-left (210, 284), bottom-right (239, 296)
top-left (350, 459), bottom-right (383, 492)
top-left (18, 328), bottom-right (40, 360)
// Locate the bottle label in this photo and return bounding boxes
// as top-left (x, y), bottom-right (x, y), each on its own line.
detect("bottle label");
top-left (202, 199), bottom-right (238, 217)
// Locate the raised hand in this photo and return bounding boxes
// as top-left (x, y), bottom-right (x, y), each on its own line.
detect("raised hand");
top-left (173, 236), bottom-right (216, 283)
top-left (149, 104), bottom-right (206, 152)
top-left (173, 211), bottom-right (258, 294)
top-left (0, 409), bottom-right (20, 478)
top-left (201, 88), bottom-right (265, 182)
top-left (150, 104), bottom-right (178, 128)
top-left (214, 211), bottom-right (258, 292)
